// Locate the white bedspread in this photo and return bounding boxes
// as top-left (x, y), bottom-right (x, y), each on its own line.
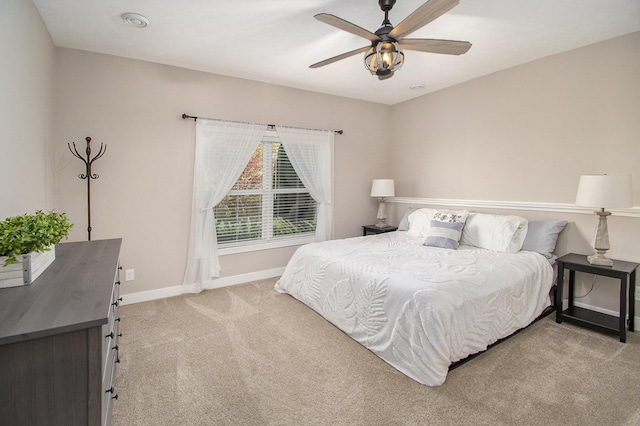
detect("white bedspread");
top-left (274, 232), bottom-right (553, 386)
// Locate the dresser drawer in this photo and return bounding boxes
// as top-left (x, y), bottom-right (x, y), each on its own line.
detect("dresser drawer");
top-left (102, 318), bottom-right (120, 381)
top-left (102, 282), bottom-right (121, 382)
top-left (102, 344), bottom-right (118, 426)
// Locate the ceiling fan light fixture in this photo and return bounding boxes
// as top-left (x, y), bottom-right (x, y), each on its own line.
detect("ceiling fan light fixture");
top-left (364, 41), bottom-right (404, 76)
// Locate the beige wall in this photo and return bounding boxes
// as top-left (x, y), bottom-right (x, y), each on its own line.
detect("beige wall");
top-left (390, 31), bottom-right (640, 204)
top-left (53, 49), bottom-right (391, 295)
top-left (0, 0), bottom-right (56, 217)
top-left (389, 32), bottom-right (640, 314)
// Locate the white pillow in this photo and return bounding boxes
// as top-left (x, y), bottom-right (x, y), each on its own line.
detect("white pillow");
top-left (406, 208), bottom-right (436, 237)
top-left (460, 213), bottom-right (529, 253)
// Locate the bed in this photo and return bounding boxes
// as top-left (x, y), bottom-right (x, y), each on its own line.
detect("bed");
top-left (275, 208), bottom-right (567, 386)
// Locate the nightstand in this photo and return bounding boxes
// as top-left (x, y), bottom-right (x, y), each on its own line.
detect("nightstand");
top-left (362, 225), bottom-right (398, 236)
top-left (555, 253), bottom-right (638, 342)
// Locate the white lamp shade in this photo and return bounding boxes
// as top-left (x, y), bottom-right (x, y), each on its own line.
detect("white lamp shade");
top-left (575, 174), bottom-right (633, 208)
top-left (371, 179), bottom-right (395, 198)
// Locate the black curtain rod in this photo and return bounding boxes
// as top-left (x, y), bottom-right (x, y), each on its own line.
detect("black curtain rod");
top-left (181, 113), bottom-right (343, 135)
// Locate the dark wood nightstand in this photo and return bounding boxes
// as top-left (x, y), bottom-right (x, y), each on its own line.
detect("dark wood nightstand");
top-left (555, 253), bottom-right (638, 342)
top-left (362, 225), bottom-right (398, 236)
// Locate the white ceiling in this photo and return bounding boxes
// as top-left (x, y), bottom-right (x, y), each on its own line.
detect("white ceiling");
top-left (33, 0), bottom-right (640, 105)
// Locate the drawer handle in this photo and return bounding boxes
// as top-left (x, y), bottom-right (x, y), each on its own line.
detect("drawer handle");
top-left (111, 298), bottom-right (122, 307)
top-left (118, 266), bottom-right (123, 270)
top-left (106, 387), bottom-right (118, 400)
top-left (118, 332), bottom-right (123, 337)
top-left (115, 280), bottom-right (121, 285)
top-left (112, 343), bottom-right (121, 363)
top-left (115, 317), bottom-right (121, 322)
top-left (106, 331), bottom-right (114, 339)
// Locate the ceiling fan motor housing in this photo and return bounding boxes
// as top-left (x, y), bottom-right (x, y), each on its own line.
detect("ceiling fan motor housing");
top-left (379, 0), bottom-right (397, 11)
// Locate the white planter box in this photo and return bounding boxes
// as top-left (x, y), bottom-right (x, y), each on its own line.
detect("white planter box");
top-left (0, 245), bottom-right (56, 288)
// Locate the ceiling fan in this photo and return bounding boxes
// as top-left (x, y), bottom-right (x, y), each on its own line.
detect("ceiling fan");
top-left (310, 0), bottom-right (471, 80)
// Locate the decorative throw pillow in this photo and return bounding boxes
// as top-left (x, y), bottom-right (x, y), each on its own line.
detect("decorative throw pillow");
top-left (423, 210), bottom-right (469, 249)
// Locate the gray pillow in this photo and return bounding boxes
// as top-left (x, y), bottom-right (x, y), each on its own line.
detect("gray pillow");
top-left (521, 220), bottom-right (568, 259)
top-left (397, 207), bottom-right (416, 231)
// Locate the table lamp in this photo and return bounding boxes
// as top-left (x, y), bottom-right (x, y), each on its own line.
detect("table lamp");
top-left (371, 179), bottom-right (395, 228)
top-left (575, 174), bottom-right (632, 266)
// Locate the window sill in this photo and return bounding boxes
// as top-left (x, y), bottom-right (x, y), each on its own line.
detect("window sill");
top-left (218, 236), bottom-right (315, 256)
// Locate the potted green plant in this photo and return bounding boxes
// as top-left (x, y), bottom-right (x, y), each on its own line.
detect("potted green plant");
top-left (0, 210), bottom-right (73, 288)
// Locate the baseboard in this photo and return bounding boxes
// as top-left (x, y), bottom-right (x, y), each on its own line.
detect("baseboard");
top-left (121, 267), bottom-right (285, 305)
top-left (121, 284), bottom-right (183, 305)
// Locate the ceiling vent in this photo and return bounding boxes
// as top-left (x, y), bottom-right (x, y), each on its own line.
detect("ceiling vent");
top-left (121, 13), bottom-right (149, 28)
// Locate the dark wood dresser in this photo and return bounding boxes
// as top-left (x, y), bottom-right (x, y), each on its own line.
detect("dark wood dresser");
top-left (0, 239), bottom-right (122, 426)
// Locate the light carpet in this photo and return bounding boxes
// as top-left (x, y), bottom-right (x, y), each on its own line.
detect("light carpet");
top-left (112, 278), bottom-right (640, 426)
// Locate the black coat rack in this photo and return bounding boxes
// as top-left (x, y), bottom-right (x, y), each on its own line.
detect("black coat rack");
top-left (68, 137), bottom-right (106, 241)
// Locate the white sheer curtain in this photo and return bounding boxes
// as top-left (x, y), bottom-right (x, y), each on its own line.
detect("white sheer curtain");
top-left (275, 127), bottom-right (334, 242)
top-left (182, 119), bottom-right (267, 294)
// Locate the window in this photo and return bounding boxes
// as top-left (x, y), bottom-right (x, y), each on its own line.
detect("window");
top-left (214, 134), bottom-right (317, 248)
top-left (183, 119), bottom-right (332, 290)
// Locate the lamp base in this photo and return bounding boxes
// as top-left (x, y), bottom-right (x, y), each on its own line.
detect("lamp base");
top-left (587, 252), bottom-right (613, 266)
top-left (374, 198), bottom-right (387, 228)
top-left (588, 209), bottom-right (613, 266)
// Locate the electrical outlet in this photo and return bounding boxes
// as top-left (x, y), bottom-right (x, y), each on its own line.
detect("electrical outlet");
top-left (125, 269), bottom-right (134, 281)
top-left (636, 286), bottom-right (640, 301)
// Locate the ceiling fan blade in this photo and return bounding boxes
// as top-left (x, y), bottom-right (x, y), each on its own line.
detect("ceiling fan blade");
top-left (399, 38), bottom-right (471, 55)
top-left (315, 13), bottom-right (379, 42)
top-left (390, 0), bottom-right (459, 40)
top-left (310, 46), bottom-right (370, 69)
